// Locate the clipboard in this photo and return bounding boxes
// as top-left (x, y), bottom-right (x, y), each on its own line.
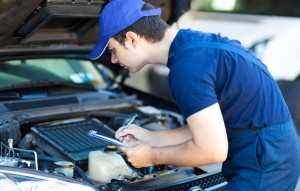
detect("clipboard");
top-left (87, 130), bottom-right (129, 148)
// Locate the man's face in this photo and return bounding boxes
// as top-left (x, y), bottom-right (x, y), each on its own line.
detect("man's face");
top-left (107, 36), bottom-right (147, 73)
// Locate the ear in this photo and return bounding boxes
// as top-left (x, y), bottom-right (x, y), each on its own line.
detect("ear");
top-left (125, 31), bottom-right (139, 47)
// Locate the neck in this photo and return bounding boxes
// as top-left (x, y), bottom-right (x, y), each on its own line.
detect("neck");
top-left (147, 28), bottom-right (178, 65)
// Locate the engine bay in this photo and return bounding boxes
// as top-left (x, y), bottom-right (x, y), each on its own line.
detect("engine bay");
top-left (0, 96), bottom-right (201, 190)
top-left (0, 89), bottom-right (226, 191)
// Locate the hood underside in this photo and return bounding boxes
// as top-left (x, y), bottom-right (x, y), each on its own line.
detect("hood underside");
top-left (0, 0), bottom-right (189, 50)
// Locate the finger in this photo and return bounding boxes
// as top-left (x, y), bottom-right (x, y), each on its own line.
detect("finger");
top-left (117, 145), bottom-right (129, 153)
top-left (117, 136), bottom-right (124, 141)
top-left (115, 126), bottom-right (126, 139)
top-left (116, 126), bottom-right (125, 133)
top-left (117, 134), bottom-right (133, 142)
top-left (123, 139), bottom-right (142, 148)
top-left (124, 134), bottom-right (135, 141)
top-left (116, 129), bottom-right (134, 140)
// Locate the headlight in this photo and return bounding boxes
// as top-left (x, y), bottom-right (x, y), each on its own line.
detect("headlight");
top-left (0, 168), bottom-right (97, 191)
top-left (0, 173), bottom-right (21, 191)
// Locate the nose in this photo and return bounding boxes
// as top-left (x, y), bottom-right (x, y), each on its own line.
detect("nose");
top-left (111, 54), bottom-right (118, 64)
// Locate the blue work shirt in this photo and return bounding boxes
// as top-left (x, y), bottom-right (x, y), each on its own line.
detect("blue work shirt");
top-left (167, 29), bottom-right (290, 129)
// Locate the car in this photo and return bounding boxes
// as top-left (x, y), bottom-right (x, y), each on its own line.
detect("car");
top-left (138, 0), bottom-right (300, 138)
top-left (0, 0), bottom-right (227, 190)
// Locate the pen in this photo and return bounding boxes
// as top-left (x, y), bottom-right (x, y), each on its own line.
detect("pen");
top-left (116, 114), bottom-right (138, 140)
top-left (124, 114), bottom-right (138, 129)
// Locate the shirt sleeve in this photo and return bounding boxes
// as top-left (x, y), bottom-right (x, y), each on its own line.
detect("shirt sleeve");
top-left (168, 47), bottom-right (219, 118)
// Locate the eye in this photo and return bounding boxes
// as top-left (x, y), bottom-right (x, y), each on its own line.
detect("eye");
top-left (107, 48), bottom-right (116, 55)
top-left (105, 49), bottom-right (111, 54)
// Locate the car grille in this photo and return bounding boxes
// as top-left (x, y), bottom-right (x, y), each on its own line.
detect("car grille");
top-left (161, 172), bottom-right (226, 191)
top-left (122, 168), bottom-right (227, 191)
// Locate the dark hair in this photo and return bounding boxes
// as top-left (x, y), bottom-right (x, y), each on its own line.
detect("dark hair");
top-left (112, 3), bottom-right (169, 47)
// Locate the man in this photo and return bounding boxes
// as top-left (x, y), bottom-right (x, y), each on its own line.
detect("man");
top-left (89, 0), bottom-right (300, 190)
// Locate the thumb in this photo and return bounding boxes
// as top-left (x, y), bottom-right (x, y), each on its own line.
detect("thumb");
top-left (117, 145), bottom-right (129, 154)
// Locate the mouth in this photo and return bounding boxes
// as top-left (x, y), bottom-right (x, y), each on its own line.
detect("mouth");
top-left (119, 64), bottom-right (128, 70)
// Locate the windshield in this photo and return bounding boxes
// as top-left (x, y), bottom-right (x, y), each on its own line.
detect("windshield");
top-left (0, 58), bottom-right (106, 89)
top-left (191, 0), bottom-right (300, 17)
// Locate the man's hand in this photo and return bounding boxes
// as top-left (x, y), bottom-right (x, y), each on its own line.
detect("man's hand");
top-left (115, 124), bottom-right (151, 144)
top-left (116, 124), bottom-right (156, 167)
top-left (118, 141), bottom-right (155, 168)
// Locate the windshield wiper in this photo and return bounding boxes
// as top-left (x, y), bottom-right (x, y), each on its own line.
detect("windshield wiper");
top-left (0, 92), bottom-right (21, 100)
top-left (0, 80), bottom-right (97, 91)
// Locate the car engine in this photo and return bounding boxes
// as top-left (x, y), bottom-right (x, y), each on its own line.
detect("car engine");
top-left (0, 96), bottom-right (176, 188)
top-left (0, 90), bottom-right (226, 191)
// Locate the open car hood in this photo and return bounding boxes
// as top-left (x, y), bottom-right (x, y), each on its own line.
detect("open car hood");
top-left (0, 0), bottom-right (190, 52)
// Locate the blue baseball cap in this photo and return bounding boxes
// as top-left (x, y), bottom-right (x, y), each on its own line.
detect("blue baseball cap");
top-left (89, 0), bottom-right (161, 60)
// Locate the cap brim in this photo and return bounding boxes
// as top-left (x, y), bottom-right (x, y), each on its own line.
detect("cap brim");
top-left (88, 37), bottom-right (110, 60)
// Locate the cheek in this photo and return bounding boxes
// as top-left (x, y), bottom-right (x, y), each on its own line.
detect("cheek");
top-left (121, 52), bottom-right (135, 63)
top-left (128, 55), bottom-right (140, 65)
top-left (120, 50), bottom-right (144, 68)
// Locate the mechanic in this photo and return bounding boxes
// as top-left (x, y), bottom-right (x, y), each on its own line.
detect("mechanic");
top-left (89, 0), bottom-right (300, 190)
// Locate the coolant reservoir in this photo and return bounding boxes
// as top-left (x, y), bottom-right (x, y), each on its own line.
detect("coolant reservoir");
top-left (88, 149), bottom-right (137, 183)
